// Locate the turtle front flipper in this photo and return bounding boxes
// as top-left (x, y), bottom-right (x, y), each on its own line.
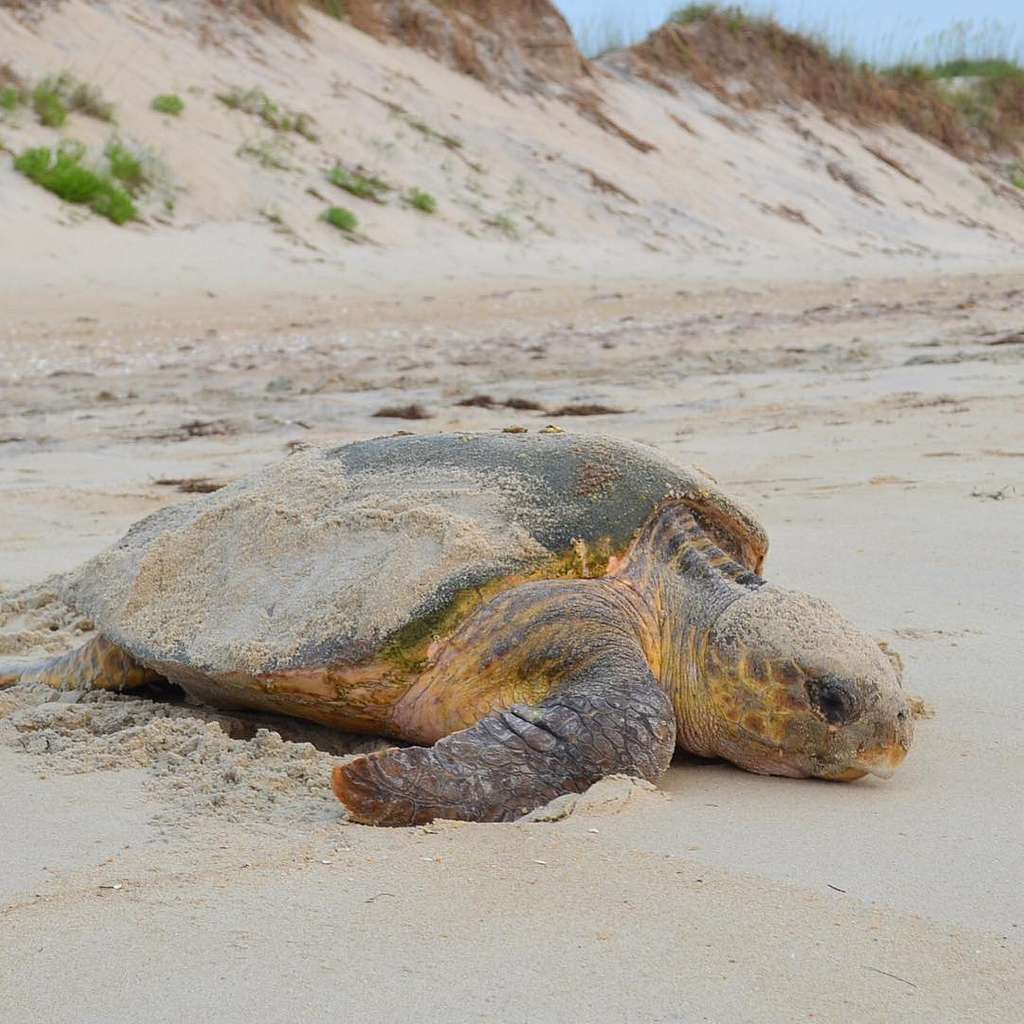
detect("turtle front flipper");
top-left (0, 636), bottom-right (162, 692)
top-left (332, 655), bottom-right (675, 826)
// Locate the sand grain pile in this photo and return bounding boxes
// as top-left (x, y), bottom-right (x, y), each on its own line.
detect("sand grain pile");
top-left (0, 682), bottom-right (393, 824)
top-left (0, 577), bottom-right (93, 659)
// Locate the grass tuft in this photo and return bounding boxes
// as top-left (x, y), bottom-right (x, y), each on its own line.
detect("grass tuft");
top-left (406, 187), bottom-right (437, 214)
top-left (945, 65), bottom-right (1024, 147)
top-left (407, 117), bottom-right (463, 150)
top-left (0, 86), bottom-right (21, 113)
top-left (237, 136), bottom-right (294, 170)
top-left (32, 81), bottom-right (66, 127)
top-left (218, 86), bottom-right (318, 141)
top-left (892, 54), bottom-right (1024, 148)
top-left (322, 205), bottom-right (358, 232)
top-left (217, 0), bottom-right (349, 36)
top-left (151, 94), bottom-right (185, 116)
top-left (327, 164), bottom-right (391, 202)
top-left (67, 79), bottom-right (116, 121)
top-left (485, 212), bottom-right (518, 238)
top-left (671, 4), bottom-right (717, 24)
top-left (104, 139), bottom-right (148, 194)
top-left (14, 142), bottom-right (137, 225)
top-left (30, 72), bottom-right (116, 127)
top-left (929, 58), bottom-right (1023, 80)
top-left (628, 7), bottom-right (980, 154)
top-left (621, 7), bottom-right (1024, 154)
top-left (313, 0), bottom-right (346, 19)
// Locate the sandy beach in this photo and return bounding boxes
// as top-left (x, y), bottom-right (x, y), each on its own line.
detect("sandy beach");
top-left (2, 268), bottom-right (1022, 1022)
top-left (2, 1), bottom-right (1023, 1020)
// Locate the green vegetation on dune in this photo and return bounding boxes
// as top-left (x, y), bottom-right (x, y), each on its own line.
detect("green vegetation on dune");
top-left (485, 212), bottom-right (518, 239)
top-left (223, 0), bottom-right (348, 34)
top-left (406, 188), bottom-right (437, 214)
top-left (14, 142), bottom-right (137, 225)
top-left (618, 5), bottom-right (1024, 70)
top-left (312, 0), bottom-right (346, 18)
top-left (327, 165), bottom-right (391, 202)
top-left (928, 59), bottom-right (1024, 80)
top-left (237, 136), bottom-right (294, 171)
top-left (910, 58), bottom-right (1024, 146)
top-left (32, 80), bottom-right (67, 127)
top-left (671, 4), bottom-right (742, 29)
top-left (31, 72), bottom-right (115, 127)
top-left (151, 94), bottom-right (185, 116)
top-left (623, 6), bottom-right (1024, 158)
top-left (104, 140), bottom-right (148, 194)
top-left (322, 205), bottom-right (358, 232)
top-left (217, 86), bottom-right (318, 141)
top-left (65, 79), bottom-right (115, 121)
top-left (324, 167), bottom-right (439, 217)
top-left (406, 116), bottom-right (463, 151)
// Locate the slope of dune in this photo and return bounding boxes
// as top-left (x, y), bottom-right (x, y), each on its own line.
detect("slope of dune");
top-left (0, 0), bottom-right (1022, 328)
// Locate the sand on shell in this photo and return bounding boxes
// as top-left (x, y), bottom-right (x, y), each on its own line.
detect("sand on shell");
top-left (61, 449), bottom-right (549, 675)
top-left (55, 431), bottom-right (758, 681)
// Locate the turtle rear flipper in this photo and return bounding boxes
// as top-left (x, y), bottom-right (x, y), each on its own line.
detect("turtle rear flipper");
top-left (0, 636), bottom-right (160, 692)
top-left (332, 655), bottom-right (676, 826)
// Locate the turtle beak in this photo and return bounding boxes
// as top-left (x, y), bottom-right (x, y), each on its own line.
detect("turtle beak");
top-left (852, 741), bottom-right (908, 781)
top-left (822, 740), bottom-right (908, 782)
top-left (823, 766), bottom-right (869, 781)
top-left (847, 698), bottom-right (915, 781)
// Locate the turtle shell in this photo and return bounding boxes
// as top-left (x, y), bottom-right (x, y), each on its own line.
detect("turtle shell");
top-left (62, 432), bottom-right (767, 677)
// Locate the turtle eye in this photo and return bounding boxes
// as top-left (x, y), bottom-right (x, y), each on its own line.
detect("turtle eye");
top-left (805, 675), bottom-right (861, 725)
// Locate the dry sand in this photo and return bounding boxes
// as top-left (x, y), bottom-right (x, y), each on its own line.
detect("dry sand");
top-left (2, 2), bottom-right (1023, 1021)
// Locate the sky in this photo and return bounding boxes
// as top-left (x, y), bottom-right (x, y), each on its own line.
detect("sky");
top-left (556, 0), bottom-right (1024, 64)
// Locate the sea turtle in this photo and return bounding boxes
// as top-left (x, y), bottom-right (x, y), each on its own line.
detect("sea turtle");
top-left (0, 432), bottom-right (914, 825)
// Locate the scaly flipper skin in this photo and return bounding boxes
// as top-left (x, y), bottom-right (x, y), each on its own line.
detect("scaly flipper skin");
top-left (0, 636), bottom-right (161, 692)
top-left (333, 652), bottom-right (676, 826)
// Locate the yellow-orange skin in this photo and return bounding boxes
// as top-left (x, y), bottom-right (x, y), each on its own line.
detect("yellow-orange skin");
top-left (14, 637), bottom-right (162, 692)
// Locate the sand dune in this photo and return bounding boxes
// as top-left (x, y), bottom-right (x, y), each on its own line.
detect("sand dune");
top-left (2, 0), bottom-right (1023, 332)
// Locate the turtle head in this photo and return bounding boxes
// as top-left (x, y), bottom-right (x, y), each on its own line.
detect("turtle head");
top-left (697, 586), bottom-right (913, 781)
